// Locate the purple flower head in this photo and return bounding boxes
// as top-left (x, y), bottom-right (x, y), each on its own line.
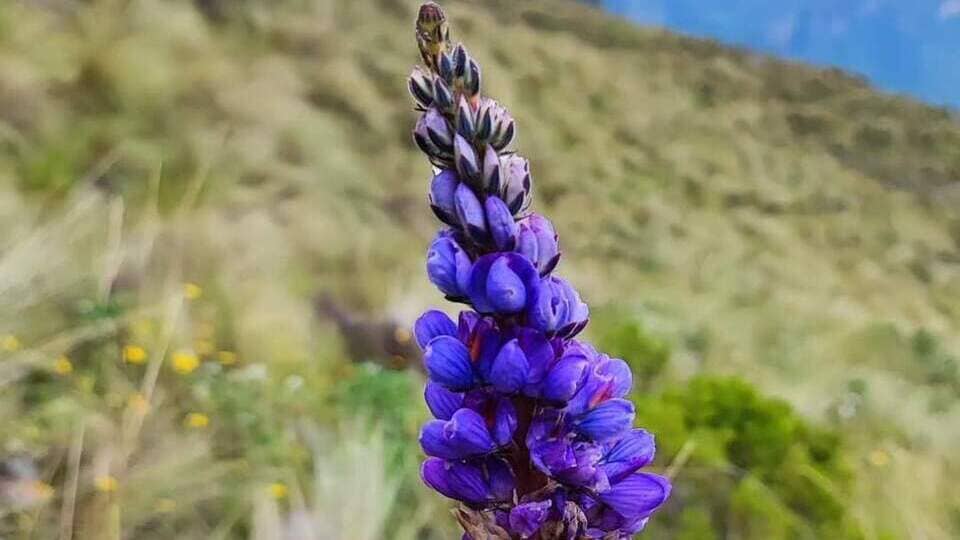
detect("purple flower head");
top-left (410, 4), bottom-right (669, 535)
top-left (467, 253), bottom-right (540, 315)
top-left (516, 214), bottom-right (560, 276)
top-left (526, 276), bottom-right (589, 338)
top-left (426, 231), bottom-right (472, 299)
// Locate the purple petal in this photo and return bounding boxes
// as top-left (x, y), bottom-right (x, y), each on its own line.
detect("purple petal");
top-left (598, 473), bottom-right (671, 520)
top-left (481, 144), bottom-right (501, 192)
top-left (542, 354), bottom-right (590, 403)
top-left (573, 399), bottom-right (635, 442)
top-left (426, 234), bottom-right (472, 298)
top-left (423, 335), bottom-right (475, 390)
top-left (414, 310), bottom-right (457, 350)
top-left (454, 183), bottom-right (487, 243)
top-left (421, 458), bottom-right (495, 505)
top-left (491, 396), bottom-right (518, 446)
top-left (489, 339), bottom-right (529, 394)
top-left (424, 381), bottom-right (464, 420)
top-left (485, 196), bottom-right (518, 251)
top-left (454, 133), bottom-right (480, 180)
top-left (419, 408), bottom-right (495, 459)
top-left (601, 429), bottom-right (656, 484)
top-left (429, 170), bottom-right (460, 225)
top-left (509, 500), bottom-right (552, 538)
top-left (598, 357), bottom-right (632, 399)
top-left (486, 256), bottom-right (527, 313)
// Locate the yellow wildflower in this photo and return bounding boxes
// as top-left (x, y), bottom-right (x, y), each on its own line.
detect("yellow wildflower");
top-left (156, 498), bottom-right (176, 513)
top-left (94, 476), bottom-right (118, 493)
top-left (123, 345), bottom-right (147, 364)
top-left (217, 350), bottom-right (238, 366)
top-left (183, 282), bottom-right (203, 300)
top-left (185, 412), bottom-right (209, 429)
top-left (1, 335), bottom-right (21, 352)
top-left (53, 356), bottom-right (73, 375)
top-left (268, 482), bottom-right (288, 499)
top-left (171, 351), bottom-right (200, 375)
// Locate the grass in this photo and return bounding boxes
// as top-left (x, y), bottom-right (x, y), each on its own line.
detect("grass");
top-left (0, 0), bottom-right (958, 538)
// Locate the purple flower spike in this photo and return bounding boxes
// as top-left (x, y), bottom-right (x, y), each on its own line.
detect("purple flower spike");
top-left (489, 339), bottom-right (529, 394)
top-left (410, 5), bottom-right (669, 535)
top-left (429, 170), bottom-right (461, 226)
top-left (516, 214), bottom-right (560, 276)
top-left (426, 232), bottom-right (472, 299)
top-left (485, 196), bottom-right (518, 251)
top-left (414, 310), bottom-right (457, 349)
top-left (423, 335), bottom-right (475, 391)
top-left (424, 381), bottom-right (464, 420)
top-left (573, 398), bottom-right (635, 442)
top-left (509, 500), bottom-right (552, 538)
top-left (419, 408), bottom-right (496, 459)
top-left (454, 183), bottom-right (488, 243)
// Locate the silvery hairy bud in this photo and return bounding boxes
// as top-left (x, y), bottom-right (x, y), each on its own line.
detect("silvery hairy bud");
top-left (499, 153), bottom-right (532, 215)
top-left (456, 96), bottom-right (475, 140)
top-left (433, 77), bottom-right (454, 111)
top-left (409, 67), bottom-right (434, 110)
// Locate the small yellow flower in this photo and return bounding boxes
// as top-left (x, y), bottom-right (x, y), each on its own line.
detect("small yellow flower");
top-left (128, 393), bottom-right (150, 414)
top-left (183, 282), bottom-right (203, 300)
top-left (94, 475), bottom-right (118, 493)
top-left (53, 355), bottom-right (73, 375)
top-left (194, 339), bottom-right (215, 356)
top-left (868, 449), bottom-right (890, 467)
top-left (156, 498), bottom-right (176, 513)
top-left (123, 345), bottom-right (147, 364)
top-left (171, 351), bottom-right (199, 375)
top-left (217, 350), bottom-right (238, 366)
top-left (185, 412), bottom-right (209, 429)
top-left (32, 481), bottom-right (54, 501)
top-left (2, 335), bottom-right (21, 352)
top-left (268, 482), bottom-right (288, 499)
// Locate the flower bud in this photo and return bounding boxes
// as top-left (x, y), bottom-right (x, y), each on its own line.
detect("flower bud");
top-left (466, 58), bottom-right (481, 97)
top-left (415, 310), bottom-right (457, 349)
top-left (500, 154), bottom-right (532, 215)
top-left (541, 353), bottom-right (590, 403)
top-left (438, 52), bottom-right (455, 84)
top-left (429, 169), bottom-right (460, 225)
top-left (516, 214), bottom-right (560, 275)
top-left (526, 276), bottom-right (588, 338)
top-left (467, 253), bottom-right (540, 315)
top-left (453, 44), bottom-right (468, 79)
top-left (409, 67), bottom-right (434, 109)
top-left (426, 232), bottom-right (472, 299)
top-left (420, 408), bottom-right (496, 459)
top-left (456, 96), bottom-right (475, 140)
top-left (454, 183), bottom-right (487, 243)
top-left (434, 77), bottom-right (454, 110)
top-left (492, 116), bottom-right (516, 151)
top-left (485, 196), bottom-right (518, 251)
top-left (423, 335), bottom-right (475, 390)
top-left (414, 107), bottom-right (453, 163)
top-left (454, 133), bottom-right (481, 182)
top-left (481, 144), bottom-right (501, 193)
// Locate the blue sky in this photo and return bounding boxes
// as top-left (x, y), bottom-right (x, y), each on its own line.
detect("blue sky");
top-left (602, 0), bottom-right (960, 108)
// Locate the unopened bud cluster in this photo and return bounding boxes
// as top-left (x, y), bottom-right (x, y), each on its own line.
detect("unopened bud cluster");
top-left (410, 4), bottom-right (670, 538)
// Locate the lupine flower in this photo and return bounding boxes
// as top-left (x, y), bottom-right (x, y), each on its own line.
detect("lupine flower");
top-left (410, 3), bottom-right (670, 538)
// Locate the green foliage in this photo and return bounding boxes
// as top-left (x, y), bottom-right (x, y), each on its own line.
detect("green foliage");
top-left (591, 308), bottom-right (671, 385)
top-left (638, 376), bottom-right (862, 540)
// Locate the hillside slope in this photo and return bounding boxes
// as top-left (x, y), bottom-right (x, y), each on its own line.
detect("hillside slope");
top-left (1, 0), bottom-right (959, 537)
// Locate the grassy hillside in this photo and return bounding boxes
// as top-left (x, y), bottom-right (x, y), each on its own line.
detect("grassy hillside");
top-left (0, 0), bottom-right (958, 538)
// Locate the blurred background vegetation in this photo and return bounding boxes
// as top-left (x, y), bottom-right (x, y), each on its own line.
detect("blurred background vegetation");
top-left (0, 0), bottom-right (958, 538)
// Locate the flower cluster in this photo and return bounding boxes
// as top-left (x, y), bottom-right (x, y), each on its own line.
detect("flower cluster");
top-left (410, 3), bottom-right (670, 538)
